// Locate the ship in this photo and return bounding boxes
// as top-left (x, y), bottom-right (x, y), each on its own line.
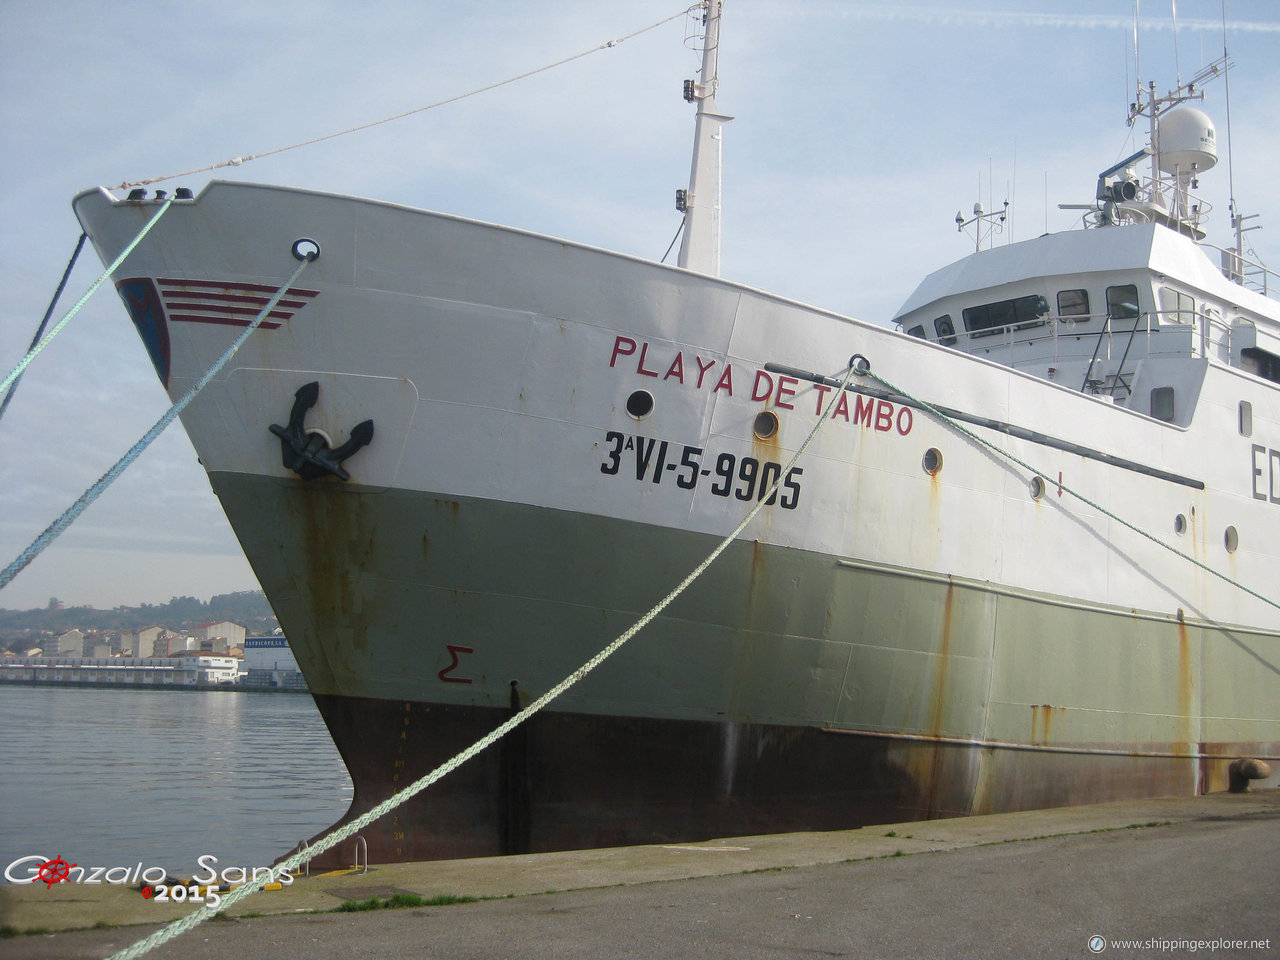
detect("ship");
top-left (71, 1), bottom-right (1278, 867)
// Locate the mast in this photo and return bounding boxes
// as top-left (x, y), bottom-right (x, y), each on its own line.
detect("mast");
top-left (677, 0), bottom-right (731, 274)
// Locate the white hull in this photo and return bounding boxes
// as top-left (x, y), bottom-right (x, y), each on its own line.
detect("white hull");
top-left (75, 182), bottom-right (1280, 619)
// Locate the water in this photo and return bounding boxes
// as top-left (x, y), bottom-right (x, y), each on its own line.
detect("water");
top-left (0, 685), bottom-right (352, 878)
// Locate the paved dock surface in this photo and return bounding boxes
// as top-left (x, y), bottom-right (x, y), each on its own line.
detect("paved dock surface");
top-left (3, 791), bottom-right (1276, 959)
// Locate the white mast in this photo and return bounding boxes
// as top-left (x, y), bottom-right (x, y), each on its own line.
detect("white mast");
top-left (677, 0), bottom-right (731, 274)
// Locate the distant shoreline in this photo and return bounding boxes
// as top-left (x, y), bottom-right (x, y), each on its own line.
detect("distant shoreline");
top-left (0, 678), bottom-right (310, 693)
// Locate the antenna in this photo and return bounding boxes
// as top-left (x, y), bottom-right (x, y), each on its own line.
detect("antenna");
top-left (955, 191), bottom-right (1009, 253)
top-left (1171, 0), bottom-right (1182, 89)
top-left (1044, 171), bottom-right (1049, 236)
top-left (1009, 138), bottom-right (1018, 245)
top-left (1134, 0), bottom-right (1141, 98)
top-left (1218, 0), bottom-right (1259, 287)
top-left (1221, 0), bottom-right (1238, 225)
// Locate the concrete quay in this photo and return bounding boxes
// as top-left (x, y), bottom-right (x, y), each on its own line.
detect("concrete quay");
top-left (2, 790), bottom-right (1276, 959)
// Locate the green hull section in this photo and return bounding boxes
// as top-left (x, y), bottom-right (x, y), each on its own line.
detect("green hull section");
top-left (212, 473), bottom-right (1278, 799)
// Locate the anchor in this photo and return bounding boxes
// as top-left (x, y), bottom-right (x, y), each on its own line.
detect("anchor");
top-left (269, 381), bottom-right (374, 481)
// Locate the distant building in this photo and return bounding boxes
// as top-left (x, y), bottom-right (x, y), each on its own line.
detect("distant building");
top-left (82, 631), bottom-right (115, 657)
top-left (45, 629), bottom-right (84, 656)
top-left (191, 621), bottom-right (247, 648)
top-left (154, 635), bottom-right (200, 657)
top-left (128, 627), bottom-right (166, 659)
top-left (241, 637), bottom-right (307, 690)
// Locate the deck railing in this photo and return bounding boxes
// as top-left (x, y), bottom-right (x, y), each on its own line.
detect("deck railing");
top-left (1206, 242), bottom-right (1276, 299)
top-left (936, 307), bottom-right (1240, 391)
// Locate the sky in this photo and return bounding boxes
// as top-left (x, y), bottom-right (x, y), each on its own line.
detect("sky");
top-left (1, 0), bottom-right (1278, 611)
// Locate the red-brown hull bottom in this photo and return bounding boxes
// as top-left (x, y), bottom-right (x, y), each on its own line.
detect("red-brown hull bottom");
top-left (289, 693), bottom-right (1268, 871)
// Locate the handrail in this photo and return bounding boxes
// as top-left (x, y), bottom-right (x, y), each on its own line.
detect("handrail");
top-left (1201, 240), bottom-right (1276, 298)
top-left (1072, 174), bottom-right (1215, 235)
top-left (1108, 319), bottom-right (1144, 398)
top-left (1080, 326), bottom-right (1106, 391)
top-left (1136, 174), bottom-right (1213, 231)
top-left (937, 307), bottom-right (1247, 384)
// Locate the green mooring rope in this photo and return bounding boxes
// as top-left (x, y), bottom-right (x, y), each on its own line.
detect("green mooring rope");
top-left (0, 200), bottom-right (173, 397)
top-left (0, 252), bottom-right (315, 593)
top-left (854, 363), bottom-right (1280, 615)
top-left (105, 359), bottom-right (860, 960)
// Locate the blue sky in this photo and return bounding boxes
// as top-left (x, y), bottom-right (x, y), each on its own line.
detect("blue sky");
top-left (1, 0), bottom-right (1277, 609)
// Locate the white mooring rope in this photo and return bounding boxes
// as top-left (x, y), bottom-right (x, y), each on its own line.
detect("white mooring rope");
top-left (104, 358), bottom-right (860, 960)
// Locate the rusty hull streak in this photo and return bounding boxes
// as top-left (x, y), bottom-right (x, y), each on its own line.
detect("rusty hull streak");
top-left (930, 582), bottom-right (956, 814)
top-left (1177, 619), bottom-right (1195, 753)
top-left (750, 403), bottom-right (783, 527)
top-left (750, 407), bottom-right (782, 462)
top-left (928, 582), bottom-right (955, 736)
top-left (1029, 704), bottom-right (1065, 746)
top-left (910, 580), bottom-right (955, 818)
top-left (726, 539), bottom-right (770, 723)
top-left (291, 479), bottom-right (380, 684)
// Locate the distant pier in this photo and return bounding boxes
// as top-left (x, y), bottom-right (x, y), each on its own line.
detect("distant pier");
top-left (0, 654), bottom-right (308, 692)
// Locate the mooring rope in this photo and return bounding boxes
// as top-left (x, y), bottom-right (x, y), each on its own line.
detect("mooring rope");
top-left (103, 357), bottom-right (860, 960)
top-left (115, 4), bottom-right (703, 190)
top-left (854, 363), bottom-right (1280, 614)
top-left (0, 233), bottom-right (87, 424)
top-left (0, 201), bottom-right (173, 398)
top-left (0, 251), bottom-right (315, 593)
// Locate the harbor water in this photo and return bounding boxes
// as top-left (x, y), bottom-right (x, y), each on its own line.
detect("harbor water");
top-left (0, 685), bottom-right (352, 878)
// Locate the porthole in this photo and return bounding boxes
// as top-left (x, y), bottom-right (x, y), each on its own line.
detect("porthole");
top-left (1174, 514), bottom-right (1187, 535)
top-left (625, 389), bottom-right (654, 419)
top-left (1224, 525), bottom-right (1239, 553)
top-left (1029, 476), bottom-right (1045, 501)
top-left (753, 410), bottom-right (779, 440)
top-left (922, 448), bottom-right (943, 476)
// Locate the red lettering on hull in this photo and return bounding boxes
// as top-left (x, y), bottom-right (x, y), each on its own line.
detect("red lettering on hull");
top-left (607, 336), bottom-right (913, 437)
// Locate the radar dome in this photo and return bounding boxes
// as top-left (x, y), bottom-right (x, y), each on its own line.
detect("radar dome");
top-left (1157, 107), bottom-right (1217, 175)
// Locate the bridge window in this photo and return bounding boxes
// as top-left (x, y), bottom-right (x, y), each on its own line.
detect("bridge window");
top-left (1158, 286), bottom-right (1196, 324)
top-left (1241, 348), bottom-right (1280, 385)
top-left (961, 295), bottom-right (1049, 337)
top-left (934, 315), bottom-right (956, 346)
top-left (1106, 284), bottom-right (1140, 320)
top-left (1057, 288), bottom-right (1090, 317)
